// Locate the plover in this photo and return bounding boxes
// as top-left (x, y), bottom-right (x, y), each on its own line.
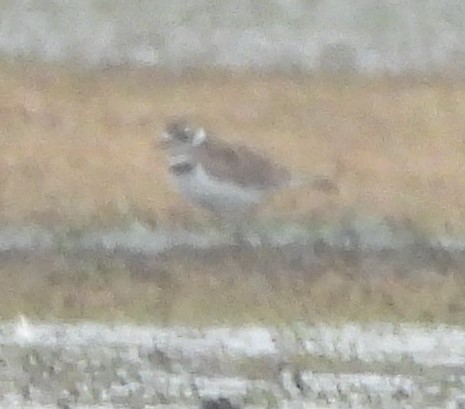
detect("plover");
top-left (159, 119), bottom-right (335, 220)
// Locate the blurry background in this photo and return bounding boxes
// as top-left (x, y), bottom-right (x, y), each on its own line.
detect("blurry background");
top-left (4, 2), bottom-right (465, 408)
top-left (2, 0), bottom-right (465, 75)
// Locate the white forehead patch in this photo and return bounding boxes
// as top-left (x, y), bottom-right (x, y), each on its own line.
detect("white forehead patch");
top-left (161, 131), bottom-right (172, 141)
top-left (192, 127), bottom-right (207, 146)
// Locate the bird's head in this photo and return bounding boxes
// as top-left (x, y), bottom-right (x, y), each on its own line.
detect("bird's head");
top-left (159, 119), bottom-right (207, 154)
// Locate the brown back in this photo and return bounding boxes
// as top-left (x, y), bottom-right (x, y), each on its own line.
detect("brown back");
top-left (193, 137), bottom-right (291, 190)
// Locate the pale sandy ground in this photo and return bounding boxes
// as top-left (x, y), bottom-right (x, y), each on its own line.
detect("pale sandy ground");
top-left (3, 319), bottom-right (465, 408)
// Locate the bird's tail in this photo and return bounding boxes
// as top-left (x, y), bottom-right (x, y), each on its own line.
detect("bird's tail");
top-left (288, 158), bottom-right (345, 193)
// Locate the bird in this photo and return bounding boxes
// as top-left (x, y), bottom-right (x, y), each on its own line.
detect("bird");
top-left (159, 119), bottom-right (336, 222)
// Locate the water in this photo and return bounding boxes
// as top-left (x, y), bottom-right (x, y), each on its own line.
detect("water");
top-left (1, 0), bottom-right (465, 74)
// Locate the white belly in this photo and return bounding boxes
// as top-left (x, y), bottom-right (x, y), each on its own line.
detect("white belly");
top-left (170, 164), bottom-right (264, 217)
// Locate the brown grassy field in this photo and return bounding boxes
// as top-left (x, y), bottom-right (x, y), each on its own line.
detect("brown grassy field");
top-left (3, 249), bottom-right (465, 325)
top-left (2, 60), bottom-right (465, 233)
top-left (3, 59), bottom-right (465, 324)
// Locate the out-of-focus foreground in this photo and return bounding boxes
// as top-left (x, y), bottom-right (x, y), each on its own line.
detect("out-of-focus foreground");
top-left (3, 320), bottom-right (465, 408)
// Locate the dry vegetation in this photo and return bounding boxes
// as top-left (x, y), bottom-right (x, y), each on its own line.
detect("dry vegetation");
top-left (2, 60), bottom-right (465, 232)
top-left (2, 59), bottom-right (465, 324)
top-left (2, 250), bottom-right (465, 325)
